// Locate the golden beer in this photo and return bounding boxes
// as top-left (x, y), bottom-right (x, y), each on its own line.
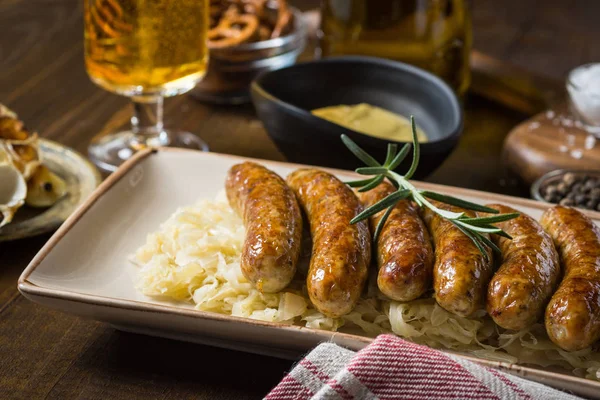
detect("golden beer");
top-left (84, 0), bottom-right (209, 97)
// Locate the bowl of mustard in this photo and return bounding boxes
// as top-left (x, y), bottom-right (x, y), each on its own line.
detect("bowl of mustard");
top-left (250, 56), bottom-right (463, 178)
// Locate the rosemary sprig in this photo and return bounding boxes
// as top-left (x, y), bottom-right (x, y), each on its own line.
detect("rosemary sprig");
top-left (342, 116), bottom-right (518, 260)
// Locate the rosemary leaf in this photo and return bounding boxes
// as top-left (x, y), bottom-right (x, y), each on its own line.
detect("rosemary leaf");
top-left (341, 117), bottom-right (518, 261)
top-left (373, 206), bottom-right (394, 244)
top-left (387, 177), bottom-right (400, 189)
top-left (452, 222), bottom-right (490, 262)
top-left (388, 143), bottom-right (412, 171)
top-left (358, 175), bottom-right (385, 192)
top-left (473, 231), bottom-right (502, 255)
top-left (492, 230), bottom-right (513, 240)
top-left (476, 225), bottom-right (512, 240)
top-left (454, 220), bottom-right (502, 234)
top-left (345, 177), bottom-right (378, 187)
top-left (414, 193), bottom-right (464, 219)
top-left (457, 220), bottom-right (513, 239)
top-left (384, 143), bottom-right (398, 167)
top-left (350, 189), bottom-right (411, 224)
top-left (404, 116), bottom-right (420, 179)
top-left (460, 213), bottom-right (520, 225)
top-left (420, 191), bottom-right (499, 213)
top-left (356, 166), bottom-right (390, 175)
top-left (341, 134), bottom-right (380, 167)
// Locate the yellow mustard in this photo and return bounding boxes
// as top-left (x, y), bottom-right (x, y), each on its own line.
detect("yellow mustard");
top-left (312, 103), bottom-right (428, 143)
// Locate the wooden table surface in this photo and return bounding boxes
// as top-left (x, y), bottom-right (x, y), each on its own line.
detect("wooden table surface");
top-left (2, 1), bottom-right (600, 399)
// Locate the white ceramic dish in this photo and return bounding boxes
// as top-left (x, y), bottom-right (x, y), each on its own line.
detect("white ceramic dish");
top-left (18, 148), bottom-right (600, 399)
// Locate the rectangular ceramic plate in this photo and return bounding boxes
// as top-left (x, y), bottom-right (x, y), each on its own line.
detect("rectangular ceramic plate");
top-left (18, 148), bottom-right (600, 399)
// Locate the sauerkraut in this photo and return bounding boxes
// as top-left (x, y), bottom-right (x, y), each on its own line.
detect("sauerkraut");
top-left (132, 194), bottom-right (600, 381)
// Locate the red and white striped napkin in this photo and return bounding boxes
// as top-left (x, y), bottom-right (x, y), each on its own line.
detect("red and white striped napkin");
top-left (266, 334), bottom-right (582, 400)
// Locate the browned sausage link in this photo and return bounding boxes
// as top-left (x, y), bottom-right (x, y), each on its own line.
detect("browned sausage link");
top-left (421, 202), bottom-right (493, 317)
top-left (541, 205), bottom-right (600, 351)
top-left (357, 182), bottom-right (433, 301)
top-left (287, 169), bottom-right (371, 318)
top-left (225, 162), bottom-right (302, 293)
top-left (485, 204), bottom-right (560, 331)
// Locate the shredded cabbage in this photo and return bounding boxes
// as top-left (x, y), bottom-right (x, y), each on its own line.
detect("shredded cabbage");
top-left (133, 194), bottom-right (600, 381)
top-left (133, 195), bottom-right (310, 323)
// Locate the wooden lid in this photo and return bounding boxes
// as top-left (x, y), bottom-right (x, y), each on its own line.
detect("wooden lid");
top-left (503, 106), bottom-right (600, 184)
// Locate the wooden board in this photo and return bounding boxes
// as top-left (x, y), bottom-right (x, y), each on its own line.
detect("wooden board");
top-left (504, 105), bottom-right (600, 184)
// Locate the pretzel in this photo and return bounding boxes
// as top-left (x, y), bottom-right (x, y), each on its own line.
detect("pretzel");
top-left (241, 0), bottom-right (267, 19)
top-left (88, 0), bottom-right (133, 39)
top-left (258, 25), bottom-right (272, 41)
top-left (208, 13), bottom-right (259, 49)
top-left (207, 0), bottom-right (293, 49)
top-left (271, 0), bottom-right (291, 39)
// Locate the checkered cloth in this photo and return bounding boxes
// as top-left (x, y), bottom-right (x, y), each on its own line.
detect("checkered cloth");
top-left (266, 334), bottom-right (582, 400)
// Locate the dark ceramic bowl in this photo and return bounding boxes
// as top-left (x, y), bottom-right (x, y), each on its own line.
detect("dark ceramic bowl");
top-left (250, 56), bottom-right (463, 179)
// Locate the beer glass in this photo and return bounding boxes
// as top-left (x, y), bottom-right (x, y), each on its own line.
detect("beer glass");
top-left (84, 0), bottom-right (209, 172)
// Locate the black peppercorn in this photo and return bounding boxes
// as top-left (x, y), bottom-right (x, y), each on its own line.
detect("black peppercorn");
top-left (571, 183), bottom-right (583, 194)
top-left (543, 185), bottom-right (559, 202)
top-left (583, 180), bottom-right (596, 193)
top-left (563, 172), bottom-right (578, 187)
top-left (549, 195), bottom-right (562, 203)
top-left (540, 172), bottom-right (600, 209)
top-left (556, 182), bottom-right (569, 195)
top-left (560, 198), bottom-right (575, 206)
top-left (574, 194), bottom-right (587, 205)
top-left (544, 185), bottom-right (558, 197)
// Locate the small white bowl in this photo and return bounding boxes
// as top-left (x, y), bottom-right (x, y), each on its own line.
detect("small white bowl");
top-left (567, 63), bottom-right (600, 136)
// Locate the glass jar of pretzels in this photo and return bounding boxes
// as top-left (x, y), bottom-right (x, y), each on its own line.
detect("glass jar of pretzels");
top-left (191, 0), bottom-right (306, 104)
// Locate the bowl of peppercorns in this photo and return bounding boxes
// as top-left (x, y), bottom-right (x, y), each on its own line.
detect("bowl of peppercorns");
top-left (532, 169), bottom-right (600, 211)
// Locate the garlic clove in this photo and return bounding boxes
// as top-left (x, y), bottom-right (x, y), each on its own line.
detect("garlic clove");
top-left (0, 161), bottom-right (27, 228)
top-left (0, 104), bottom-right (17, 119)
top-left (0, 145), bottom-right (10, 164)
top-left (25, 165), bottom-right (67, 208)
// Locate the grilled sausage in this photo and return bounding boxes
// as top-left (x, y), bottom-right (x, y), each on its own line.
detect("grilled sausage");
top-left (287, 169), bottom-right (371, 317)
top-left (357, 182), bottom-right (433, 301)
top-left (422, 202), bottom-right (493, 317)
top-left (226, 162), bottom-right (302, 293)
top-left (485, 204), bottom-right (560, 331)
top-left (541, 205), bottom-right (600, 351)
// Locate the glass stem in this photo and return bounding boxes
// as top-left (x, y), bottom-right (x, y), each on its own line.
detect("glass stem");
top-left (130, 96), bottom-right (169, 147)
